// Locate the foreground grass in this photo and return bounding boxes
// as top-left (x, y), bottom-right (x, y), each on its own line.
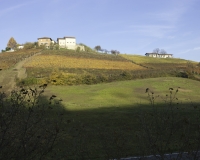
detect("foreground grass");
top-left (40, 77), bottom-right (200, 159)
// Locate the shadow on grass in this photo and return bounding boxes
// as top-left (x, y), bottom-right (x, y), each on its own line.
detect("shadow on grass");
top-left (1, 86), bottom-right (200, 160)
top-left (55, 102), bottom-right (200, 160)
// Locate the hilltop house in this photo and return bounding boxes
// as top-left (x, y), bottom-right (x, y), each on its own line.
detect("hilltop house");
top-left (38, 37), bottom-right (54, 48)
top-left (57, 36), bottom-right (85, 51)
top-left (145, 53), bottom-right (173, 58)
top-left (17, 45), bottom-right (24, 49)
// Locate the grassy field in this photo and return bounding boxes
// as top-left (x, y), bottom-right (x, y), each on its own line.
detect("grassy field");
top-left (40, 77), bottom-right (200, 159)
top-left (46, 77), bottom-right (200, 109)
top-left (120, 54), bottom-right (198, 70)
top-left (120, 54), bottom-right (194, 64)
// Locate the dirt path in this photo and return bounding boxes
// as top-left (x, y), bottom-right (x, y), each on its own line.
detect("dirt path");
top-left (0, 52), bottom-right (41, 94)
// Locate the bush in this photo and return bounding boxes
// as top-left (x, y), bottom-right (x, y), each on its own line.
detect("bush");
top-left (0, 84), bottom-right (64, 159)
top-left (137, 87), bottom-right (200, 159)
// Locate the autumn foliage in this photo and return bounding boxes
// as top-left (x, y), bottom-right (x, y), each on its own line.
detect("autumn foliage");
top-left (7, 37), bottom-right (17, 49)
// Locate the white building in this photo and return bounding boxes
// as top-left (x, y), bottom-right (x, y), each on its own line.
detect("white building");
top-left (145, 53), bottom-right (173, 58)
top-left (17, 45), bottom-right (24, 49)
top-left (57, 37), bottom-right (84, 51)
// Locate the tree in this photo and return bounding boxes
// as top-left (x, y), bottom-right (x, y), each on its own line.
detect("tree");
top-left (111, 50), bottom-right (120, 55)
top-left (54, 44), bottom-right (59, 50)
top-left (79, 43), bottom-right (93, 52)
top-left (5, 47), bottom-right (11, 51)
top-left (153, 48), bottom-right (167, 54)
top-left (160, 49), bottom-right (167, 54)
top-left (34, 42), bottom-right (38, 48)
top-left (153, 48), bottom-right (160, 54)
top-left (23, 42), bottom-right (35, 49)
top-left (94, 45), bottom-right (101, 52)
top-left (76, 46), bottom-right (81, 52)
top-left (7, 37), bottom-right (17, 50)
top-left (49, 42), bottom-right (54, 50)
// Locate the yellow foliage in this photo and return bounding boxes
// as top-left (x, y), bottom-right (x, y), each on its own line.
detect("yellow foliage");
top-left (23, 55), bottom-right (146, 71)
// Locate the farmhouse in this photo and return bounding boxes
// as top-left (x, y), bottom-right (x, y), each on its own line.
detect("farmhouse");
top-left (145, 53), bottom-right (173, 58)
top-left (38, 37), bottom-right (54, 48)
top-left (57, 36), bottom-right (85, 51)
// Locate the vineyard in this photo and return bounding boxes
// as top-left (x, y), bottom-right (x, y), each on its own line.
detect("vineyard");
top-left (0, 49), bottom-right (41, 69)
top-left (23, 55), bottom-right (146, 70)
top-left (11, 49), bottom-right (198, 85)
top-left (41, 50), bottom-right (129, 61)
top-left (22, 51), bottom-right (150, 85)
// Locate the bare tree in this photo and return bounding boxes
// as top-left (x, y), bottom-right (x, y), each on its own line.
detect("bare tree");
top-left (153, 48), bottom-right (167, 54)
top-left (160, 49), bottom-right (167, 54)
top-left (153, 48), bottom-right (160, 54)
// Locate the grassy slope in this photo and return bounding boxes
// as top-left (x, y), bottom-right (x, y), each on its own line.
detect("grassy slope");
top-left (2, 49), bottom-right (200, 158)
top-left (43, 77), bottom-right (200, 158)
top-left (46, 77), bottom-right (200, 110)
top-left (120, 54), bottom-right (194, 64)
top-left (120, 54), bottom-right (198, 70)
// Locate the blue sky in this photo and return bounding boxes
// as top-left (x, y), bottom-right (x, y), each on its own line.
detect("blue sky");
top-left (0, 0), bottom-right (200, 61)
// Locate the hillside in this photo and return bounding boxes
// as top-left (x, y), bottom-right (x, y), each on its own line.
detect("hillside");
top-left (120, 54), bottom-right (197, 69)
top-left (1, 49), bottom-right (200, 159)
top-left (0, 49), bottom-right (41, 69)
top-left (1, 49), bottom-right (199, 86)
top-left (19, 49), bottom-right (200, 85)
top-left (0, 50), bottom-right (42, 93)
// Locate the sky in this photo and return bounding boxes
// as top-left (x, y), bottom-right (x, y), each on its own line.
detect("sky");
top-left (0, 0), bottom-right (200, 61)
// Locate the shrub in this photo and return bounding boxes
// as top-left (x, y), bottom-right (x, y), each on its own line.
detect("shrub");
top-left (0, 84), bottom-right (64, 159)
top-left (137, 87), bottom-right (200, 159)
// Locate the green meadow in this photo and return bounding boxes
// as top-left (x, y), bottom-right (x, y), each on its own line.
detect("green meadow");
top-left (120, 54), bottom-right (195, 64)
top-left (46, 77), bottom-right (200, 109)
top-left (42, 77), bottom-right (200, 159)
